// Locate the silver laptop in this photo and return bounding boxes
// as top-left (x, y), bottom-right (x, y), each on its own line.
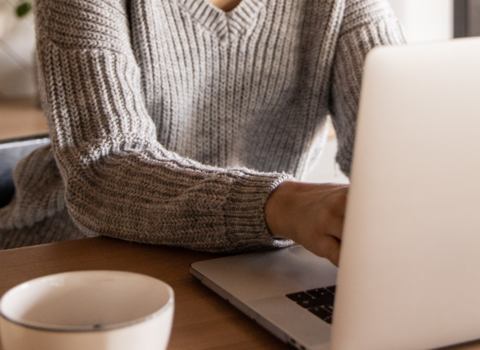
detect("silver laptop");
top-left (190, 37), bottom-right (480, 350)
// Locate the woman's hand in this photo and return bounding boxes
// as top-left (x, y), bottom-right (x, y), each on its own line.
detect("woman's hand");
top-left (265, 181), bottom-right (349, 266)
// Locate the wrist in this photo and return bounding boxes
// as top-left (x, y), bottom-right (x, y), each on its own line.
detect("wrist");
top-left (265, 180), bottom-right (301, 242)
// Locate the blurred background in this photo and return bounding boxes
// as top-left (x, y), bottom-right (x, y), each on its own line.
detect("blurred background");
top-left (0, 0), bottom-right (35, 98)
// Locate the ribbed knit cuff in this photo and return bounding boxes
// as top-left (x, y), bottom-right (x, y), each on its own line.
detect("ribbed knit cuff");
top-left (223, 171), bottom-right (294, 251)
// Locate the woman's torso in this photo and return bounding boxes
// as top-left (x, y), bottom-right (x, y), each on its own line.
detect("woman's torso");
top-left (132, 0), bottom-right (342, 176)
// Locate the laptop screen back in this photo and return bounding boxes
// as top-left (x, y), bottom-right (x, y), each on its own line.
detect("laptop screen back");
top-left (332, 38), bottom-right (480, 350)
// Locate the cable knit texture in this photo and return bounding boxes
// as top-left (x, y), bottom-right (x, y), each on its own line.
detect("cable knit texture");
top-left (0, 0), bottom-right (405, 250)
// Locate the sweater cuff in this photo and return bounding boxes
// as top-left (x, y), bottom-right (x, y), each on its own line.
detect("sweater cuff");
top-left (223, 171), bottom-right (295, 251)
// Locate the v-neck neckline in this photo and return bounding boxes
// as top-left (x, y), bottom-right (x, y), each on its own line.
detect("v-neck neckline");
top-left (176, 0), bottom-right (266, 43)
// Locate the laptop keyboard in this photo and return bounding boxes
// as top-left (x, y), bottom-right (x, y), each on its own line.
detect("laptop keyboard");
top-left (286, 285), bottom-right (336, 324)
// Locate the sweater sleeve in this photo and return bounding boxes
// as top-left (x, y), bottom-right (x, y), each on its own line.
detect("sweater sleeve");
top-left (329, 0), bottom-right (406, 176)
top-left (33, 0), bottom-right (293, 252)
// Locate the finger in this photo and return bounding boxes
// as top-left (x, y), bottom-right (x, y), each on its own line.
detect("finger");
top-left (316, 235), bottom-right (341, 267)
top-left (320, 203), bottom-right (346, 241)
top-left (326, 212), bottom-right (345, 241)
top-left (328, 189), bottom-right (348, 217)
top-left (304, 235), bottom-right (341, 266)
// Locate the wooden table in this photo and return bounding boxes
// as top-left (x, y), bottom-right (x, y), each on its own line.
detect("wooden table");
top-left (0, 238), bottom-right (480, 350)
top-left (0, 237), bottom-right (291, 350)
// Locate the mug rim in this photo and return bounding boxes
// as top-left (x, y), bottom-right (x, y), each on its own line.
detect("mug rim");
top-left (0, 270), bottom-right (174, 333)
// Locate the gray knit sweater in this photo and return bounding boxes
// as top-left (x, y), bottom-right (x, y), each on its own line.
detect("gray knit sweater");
top-left (0, 0), bottom-right (404, 250)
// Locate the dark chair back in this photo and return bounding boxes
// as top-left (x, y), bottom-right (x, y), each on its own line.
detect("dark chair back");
top-left (0, 134), bottom-right (50, 208)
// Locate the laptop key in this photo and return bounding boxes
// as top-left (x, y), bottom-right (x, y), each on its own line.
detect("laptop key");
top-left (322, 303), bottom-right (334, 313)
top-left (296, 295), bottom-right (334, 308)
top-left (297, 299), bottom-right (319, 308)
top-left (308, 306), bottom-right (331, 319)
top-left (323, 315), bottom-right (333, 324)
top-left (286, 292), bottom-right (313, 302)
top-left (306, 287), bottom-right (332, 298)
top-left (326, 286), bottom-right (336, 293)
top-left (286, 287), bottom-right (336, 325)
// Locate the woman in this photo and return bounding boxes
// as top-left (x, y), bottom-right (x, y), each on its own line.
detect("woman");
top-left (0, 0), bottom-right (404, 265)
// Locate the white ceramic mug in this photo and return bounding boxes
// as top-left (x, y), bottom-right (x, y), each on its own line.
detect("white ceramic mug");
top-left (0, 271), bottom-right (174, 350)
